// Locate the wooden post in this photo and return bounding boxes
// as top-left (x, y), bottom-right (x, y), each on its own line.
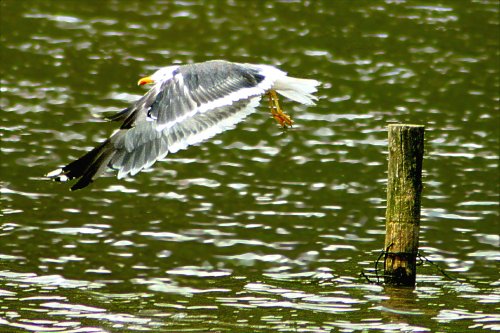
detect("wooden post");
top-left (384, 124), bottom-right (424, 286)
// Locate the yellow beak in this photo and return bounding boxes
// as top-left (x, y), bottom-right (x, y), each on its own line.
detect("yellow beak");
top-left (138, 76), bottom-right (154, 86)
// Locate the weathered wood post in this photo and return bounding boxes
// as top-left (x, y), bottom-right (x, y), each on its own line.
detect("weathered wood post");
top-left (384, 124), bottom-right (424, 286)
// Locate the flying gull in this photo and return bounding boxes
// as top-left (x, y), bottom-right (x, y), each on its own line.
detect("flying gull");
top-left (47, 60), bottom-right (320, 190)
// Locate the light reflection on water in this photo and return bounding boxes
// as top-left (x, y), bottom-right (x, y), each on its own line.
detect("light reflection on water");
top-left (1, 0), bottom-right (499, 332)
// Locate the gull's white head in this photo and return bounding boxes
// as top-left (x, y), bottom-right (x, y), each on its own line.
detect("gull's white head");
top-left (137, 65), bottom-right (180, 86)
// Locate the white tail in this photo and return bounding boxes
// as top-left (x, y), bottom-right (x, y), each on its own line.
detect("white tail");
top-left (274, 76), bottom-right (321, 105)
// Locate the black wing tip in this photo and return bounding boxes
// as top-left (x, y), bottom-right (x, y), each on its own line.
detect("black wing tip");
top-left (104, 108), bottom-right (130, 121)
top-left (46, 168), bottom-right (94, 191)
top-left (70, 179), bottom-right (93, 191)
top-left (45, 168), bottom-right (85, 190)
top-left (46, 138), bottom-right (114, 191)
top-left (46, 168), bottom-right (71, 182)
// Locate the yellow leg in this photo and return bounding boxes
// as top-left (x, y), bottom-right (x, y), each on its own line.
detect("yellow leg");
top-left (266, 90), bottom-right (293, 128)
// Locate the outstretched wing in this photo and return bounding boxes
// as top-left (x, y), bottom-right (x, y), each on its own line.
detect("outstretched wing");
top-left (147, 61), bottom-right (277, 131)
top-left (108, 61), bottom-right (277, 131)
top-left (110, 96), bottom-right (262, 178)
top-left (107, 61), bottom-right (279, 178)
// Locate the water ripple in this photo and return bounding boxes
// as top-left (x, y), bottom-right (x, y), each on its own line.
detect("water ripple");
top-left (1, 0), bottom-right (498, 332)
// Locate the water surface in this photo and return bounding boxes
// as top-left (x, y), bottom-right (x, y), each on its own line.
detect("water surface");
top-left (1, 0), bottom-right (499, 332)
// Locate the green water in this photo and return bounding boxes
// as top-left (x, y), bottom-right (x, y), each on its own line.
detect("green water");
top-left (1, 0), bottom-right (499, 332)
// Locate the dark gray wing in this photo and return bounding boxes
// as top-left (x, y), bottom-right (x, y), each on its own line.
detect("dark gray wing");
top-left (148, 61), bottom-right (269, 131)
top-left (106, 61), bottom-right (275, 177)
top-left (109, 96), bottom-right (262, 178)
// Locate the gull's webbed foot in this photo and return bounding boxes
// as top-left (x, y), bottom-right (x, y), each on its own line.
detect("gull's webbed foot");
top-left (267, 90), bottom-right (293, 128)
